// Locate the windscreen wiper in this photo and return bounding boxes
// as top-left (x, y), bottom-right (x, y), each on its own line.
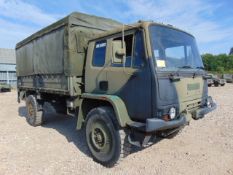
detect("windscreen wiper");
top-left (171, 65), bottom-right (192, 78)
top-left (196, 66), bottom-right (205, 70)
top-left (178, 65), bottom-right (192, 69)
top-left (195, 67), bottom-right (210, 79)
top-left (192, 66), bottom-right (205, 78)
top-left (170, 65), bottom-right (204, 81)
top-left (171, 65), bottom-right (203, 80)
top-left (169, 65), bottom-right (192, 81)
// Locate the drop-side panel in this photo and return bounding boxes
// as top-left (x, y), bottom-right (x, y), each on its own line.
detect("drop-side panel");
top-left (18, 75), bottom-right (69, 95)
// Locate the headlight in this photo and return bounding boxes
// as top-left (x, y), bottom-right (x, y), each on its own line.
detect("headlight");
top-left (169, 107), bottom-right (176, 119)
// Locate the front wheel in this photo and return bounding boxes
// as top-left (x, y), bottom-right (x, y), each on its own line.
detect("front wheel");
top-left (85, 107), bottom-right (131, 167)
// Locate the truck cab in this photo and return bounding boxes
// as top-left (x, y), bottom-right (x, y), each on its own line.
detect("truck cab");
top-left (83, 21), bottom-right (216, 125)
top-left (78, 21), bottom-right (216, 166)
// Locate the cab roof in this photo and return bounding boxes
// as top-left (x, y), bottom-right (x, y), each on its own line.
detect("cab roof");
top-left (91, 21), bottom-right (194, 41)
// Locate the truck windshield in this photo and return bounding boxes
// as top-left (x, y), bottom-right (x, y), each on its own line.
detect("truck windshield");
top-left (149, 25), bottom-right (204, 70)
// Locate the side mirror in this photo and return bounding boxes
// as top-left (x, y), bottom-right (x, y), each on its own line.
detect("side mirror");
top-left (112, 40), bottom-right (126, 63)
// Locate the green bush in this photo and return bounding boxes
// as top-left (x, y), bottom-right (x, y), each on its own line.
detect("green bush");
top-left (202, 54), bottom-right (233, 73)
top-left (216, 66), bottom-right (224, 73)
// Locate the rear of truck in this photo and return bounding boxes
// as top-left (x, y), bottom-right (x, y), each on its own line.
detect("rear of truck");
top-left (16, 12), bottom-right (122, 125)
top-left (16, 12), bottom-right (122, 98)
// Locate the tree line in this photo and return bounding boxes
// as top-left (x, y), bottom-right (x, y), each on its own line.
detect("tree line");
top-left (202, 54), bottom-right (233, 74)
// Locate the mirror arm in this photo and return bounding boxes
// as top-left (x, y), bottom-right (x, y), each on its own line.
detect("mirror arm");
top-left (122, 24), bottom-right (124, 49)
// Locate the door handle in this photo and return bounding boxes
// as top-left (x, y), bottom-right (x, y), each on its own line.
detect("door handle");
top-left (99, 81), bottom-right (108, 91)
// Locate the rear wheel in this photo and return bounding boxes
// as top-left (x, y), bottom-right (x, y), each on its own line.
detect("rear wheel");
top-left (85, 107), bottom-right (131, 167)
top-left (26, 95), bottom-right (43, 126)
top-left (214, 82), bottom-right (219, 87)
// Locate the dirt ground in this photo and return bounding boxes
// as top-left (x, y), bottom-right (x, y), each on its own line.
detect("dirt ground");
top-left (0, 84), bottom-right (233, 175)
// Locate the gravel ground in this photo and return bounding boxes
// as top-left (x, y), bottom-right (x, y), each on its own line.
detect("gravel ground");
top-left (0, 84), bottom-right (233, 175)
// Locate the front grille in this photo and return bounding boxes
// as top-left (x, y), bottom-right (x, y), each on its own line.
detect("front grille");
top-left (186, 101), bottom-right (201, 111)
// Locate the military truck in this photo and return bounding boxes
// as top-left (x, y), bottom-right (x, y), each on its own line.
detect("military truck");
top-left (223, 74), bottom-right (233, 83)
top-left (16, 12), bottom-right (216, 167)
top-left (207, 78), bottom-right (214, 87)
top-left (0, 83), bottom-right (11, 92)
top-left (207, 74), bottom-right (226, 87)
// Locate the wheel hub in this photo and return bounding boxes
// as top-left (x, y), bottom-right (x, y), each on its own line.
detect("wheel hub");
top-left (92, 127), bottom-right (107, 150)
top-left (27, 102), bottom-right (34, 117)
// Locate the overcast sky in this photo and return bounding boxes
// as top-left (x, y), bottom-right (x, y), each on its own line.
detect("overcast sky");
top-left (0, 0), bottom-right (232, 54)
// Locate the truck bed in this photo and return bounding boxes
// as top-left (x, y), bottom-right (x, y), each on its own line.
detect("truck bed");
top-left (16, 12), bottom-right (121, 96)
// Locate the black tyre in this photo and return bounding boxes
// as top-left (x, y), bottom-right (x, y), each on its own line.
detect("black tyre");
top-left (85, 107), bottom-right (131, 167)
top-left (221, 84), bottom-right (225, 86)
top-left (214, 82), bottom-right (219, 87)
top-left (26, 95), bottom-right (43, 126)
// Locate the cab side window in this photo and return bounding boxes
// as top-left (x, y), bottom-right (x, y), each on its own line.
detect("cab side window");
top-left (92, 40), bottom-right (106, 67)
top-left (111, 31), bottom-right (145, 68)
top-left (125, 35), bottom-right (133, 67)
top-left (133, 31), bottom-right (145, 68)
top-left (112, 35), bottom-right (133, 67)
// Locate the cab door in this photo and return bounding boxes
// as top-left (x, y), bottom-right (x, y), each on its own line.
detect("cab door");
top-left (105, 31), bottom-right (152, 122)
top-left (85, 40), bottom-right (108, 93)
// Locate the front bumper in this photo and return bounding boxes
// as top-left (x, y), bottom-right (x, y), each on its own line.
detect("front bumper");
top-left (129, 97), bottom-right (217, 133)
top-left (193, 98), bottom-right (217, 119)
top-left (146, 114), bottom-right (187, 132)
top-left (129, 115), bottom-right (187, 133)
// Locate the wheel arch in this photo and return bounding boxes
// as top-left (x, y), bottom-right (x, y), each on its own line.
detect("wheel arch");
top-left (76, 93), bottom-right (133, 130)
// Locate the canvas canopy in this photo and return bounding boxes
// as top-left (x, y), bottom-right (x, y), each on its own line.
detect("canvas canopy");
top-left (16, 12), bottom-right (122, 76)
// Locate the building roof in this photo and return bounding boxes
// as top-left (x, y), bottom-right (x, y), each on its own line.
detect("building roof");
top-left (0, 48), bottom-right (16, 64)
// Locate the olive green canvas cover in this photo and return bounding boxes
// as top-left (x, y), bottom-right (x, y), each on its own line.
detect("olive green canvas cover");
top-left (16, 12), bottom-right (122, 76)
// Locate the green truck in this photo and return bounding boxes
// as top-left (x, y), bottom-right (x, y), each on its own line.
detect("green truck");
top-left (0, 83), bottom-right (11, 92)
top-left (207, 74), bottom-right (226, 87)
top-left (223, 74), bottom-right (233, 83)
top-left (16, 12), bottom-right (216, 167)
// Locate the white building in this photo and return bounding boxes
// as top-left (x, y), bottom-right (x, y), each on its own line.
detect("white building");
top-left (0, 48), bottom-right (17, 87)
